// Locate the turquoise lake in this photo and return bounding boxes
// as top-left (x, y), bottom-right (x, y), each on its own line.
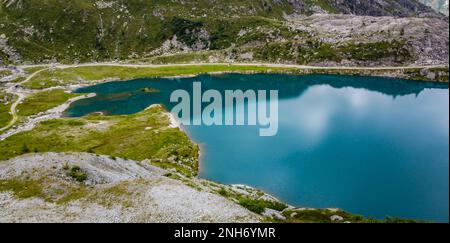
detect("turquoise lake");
top-left (65, 74), bottom-right (449, 222)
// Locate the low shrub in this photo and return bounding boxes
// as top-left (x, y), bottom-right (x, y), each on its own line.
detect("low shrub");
top-left (67, 166), bottom-right (88, 182)
top-left (238, 197), bottom-right (288, 214)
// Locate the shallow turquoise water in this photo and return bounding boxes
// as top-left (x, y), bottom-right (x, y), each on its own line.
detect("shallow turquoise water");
top-left (65, 74), bottom-right (449, 222)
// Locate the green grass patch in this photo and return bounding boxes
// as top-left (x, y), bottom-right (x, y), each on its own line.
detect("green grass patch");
top-left (217, 188), bottom-right (231, 197)
top-left (56, 186), bottom-right (89, 204)
top-left (0, 106), bottom-right (12, 129)
top-left (0, 1), bottom-right (300, 63)
top-left (95, 181), bottom-right (135, 208)
top-left (0, 178), bottom-right (45, 200)
top-left (9, 76), bottom-right (27, 83)
top-left (0, 91), bottom-right (16, 128)
top-left (0, 106), bottom-right (199, 177)
top-left (152, 160), bottom-right (195, 177)
top-left (0, 176), bottom-right (137, 206)
top-left (238, 197), bottom-right (288, 214)
top-left (23, 66), bottom-right (47, 75)
top-left (6, 66), bottom-right (47, 83)
top-left (0, 69), bottom-right (12, 78)
top-left (17, 89), bottom-right (80, 117)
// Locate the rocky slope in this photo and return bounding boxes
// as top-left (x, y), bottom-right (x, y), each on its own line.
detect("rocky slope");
top-left (0, 152), bottom-right (261, 223)
top-left (283, 15), bottom-right (449, 66)
top-left (0, 0), bottom-right (448, 66)
top-left (326, 0), bottom-right (441, 17)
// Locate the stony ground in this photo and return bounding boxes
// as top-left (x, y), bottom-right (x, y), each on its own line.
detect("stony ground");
top-left (0, 152), bottom-right (261, 223)
top-left (286, 14), bottom-right (449, 66)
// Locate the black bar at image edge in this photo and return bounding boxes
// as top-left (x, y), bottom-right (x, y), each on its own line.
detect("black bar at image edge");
top-left (2, 223), bottom-right (448, 241)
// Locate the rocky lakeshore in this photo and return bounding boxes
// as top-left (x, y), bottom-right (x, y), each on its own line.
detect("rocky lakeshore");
top-left (1, 152), bottom-right (414, 223)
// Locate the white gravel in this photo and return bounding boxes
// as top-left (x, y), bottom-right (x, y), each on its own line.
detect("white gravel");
top-left (0, 153), bottom-right (260, 223)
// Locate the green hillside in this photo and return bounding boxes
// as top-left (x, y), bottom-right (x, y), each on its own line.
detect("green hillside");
top-left (0, 0), bottom-right (446, 65)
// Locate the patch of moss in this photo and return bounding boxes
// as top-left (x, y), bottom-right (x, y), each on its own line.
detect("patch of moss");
top-left (217, 188), bottom-right (231, 197)
top-left (0, 69), bottom-right (12, 78)
top-left (20, 144), bottom-right (31, 154)
top-left (0, 179), bottom-right (45, 200)
top-left (0, 92), bottom-right (16, 128)
top-left (17, 89), bottom-right (81, 117)
top-left (103, 182), bottom-right (132, 197)
top-left (56, 186), bottom-right (89, 204)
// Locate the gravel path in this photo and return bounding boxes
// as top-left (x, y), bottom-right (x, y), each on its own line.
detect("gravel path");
top-left (18, 61), bottom-right (448, 71)
top-left (0, 93), bottom-right (95, 140)
top-left (0, 67), bottom-right (48, 132)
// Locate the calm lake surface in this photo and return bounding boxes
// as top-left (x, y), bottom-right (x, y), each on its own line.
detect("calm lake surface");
top-left (65, 74), bottom-right (449, 222)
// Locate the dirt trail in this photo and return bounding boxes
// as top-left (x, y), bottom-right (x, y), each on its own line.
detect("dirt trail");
top-left (0, 68), bottom-right (48, 132)
top-left (17, 62), bottom-right (448, 70)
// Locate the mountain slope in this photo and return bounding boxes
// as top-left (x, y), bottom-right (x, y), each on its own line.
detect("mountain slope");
top-left (325, 0), bottom-right (441, 17)
top-left (419, 0), bottom-right (449, 15)
top-left (0, 0), bottom-right (448, 65)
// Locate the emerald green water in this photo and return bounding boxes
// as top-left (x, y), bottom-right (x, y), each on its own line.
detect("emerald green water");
top-left (65, 74), bottom-right (449, 222)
